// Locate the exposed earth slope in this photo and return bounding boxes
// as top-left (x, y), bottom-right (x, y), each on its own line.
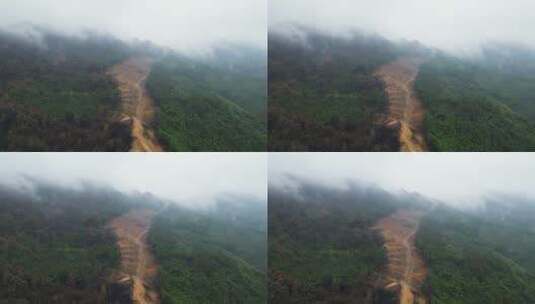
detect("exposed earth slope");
top-left (109, 209), bottom-right (160, 304)
top-left (374, 57), bottom-right (428, 151)
top-left (109, 57), bottom-right (163, 152)
top-left (374, 210), bottom-right (427, 304)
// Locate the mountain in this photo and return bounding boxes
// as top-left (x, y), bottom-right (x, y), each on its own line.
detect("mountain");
top-left (0, 181), bottom-right (267, 303)
top-left (268, 179), bottom-right (535, 303)
top-left (417, 200), bottom-right (535, 303)
top-left (0, 29), bottom-right (132, 151)
top-left (0, 27), bottom-right (266, 151)
top-left (268, 27), bottom-right (422, 151)
top-left (268, 26), bottom-right (535, 151)
top-left (415, 45), bottom-right (535, 151)
top-left (149, 198), bottom-right (267, 303)
top-left (146, 48), bottom-right (266, 152)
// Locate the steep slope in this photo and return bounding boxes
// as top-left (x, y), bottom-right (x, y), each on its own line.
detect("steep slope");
top-left (373, 210), bottom-right (427, 304)
top-left (268, 29), bottom-right (401, 151)
top-left (149, 200), bottom-right (267, 303)
top-left (374, 57), bottom-right (428, 151)
top-left (109, 209), bottom-right (160, 304)
top-left (109, 57), bottom-right (163, 152)
top-left (146, 53), bottom-right (266, 151)
top-left (416, 204), bottom-right (535, 303)
top-left (0, 183), bottom-right (134, 303)
top-left (0, 29), bottom-right (132, 151)
top-left (268, 182), bottom-right (409, 304)
top-left (415, 51), bottom-right (535, 151)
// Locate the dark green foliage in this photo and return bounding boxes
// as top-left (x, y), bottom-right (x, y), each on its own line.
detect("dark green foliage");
top-left (268, 181), bottom-right (406, 303)
top-left (268, 29), bottom-right (400, 151)
top-left (202, 46), bottom-right (267, 116)
top-left (0, 182), bottom-right (142, 303)
top-left (416, 202), bottom-right (535, 303)
top-left (415, 51), bottom-right (535, 151)
top-left (0, 29), bottom-right (132, 151)
top-left (146, 52), bottom-right (266, 151)
top-left (149, 198), bottom-right (267, 303)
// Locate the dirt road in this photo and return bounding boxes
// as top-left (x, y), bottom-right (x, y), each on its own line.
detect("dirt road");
top-left (109, 209), bottom-right (160, 304)
top-left (109, 57), bottom-right (163, 152)
top-left (374, 57), bottom-right (428, 152)
top-left (373, 210), bottom-right (427, 304)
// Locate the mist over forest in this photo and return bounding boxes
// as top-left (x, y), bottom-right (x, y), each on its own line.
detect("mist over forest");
top-left (0, 174), bottom-right (267, 303)
top-left (1, 0), bottom-right (266, 54)
top-left (269, 0), bottom-right (535, 55)
top-left (269, 176), bottom-right (535, 303)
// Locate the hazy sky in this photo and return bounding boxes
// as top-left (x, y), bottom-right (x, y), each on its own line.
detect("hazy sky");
top-left (270, 0), bottom-right (535, 53)
top-left (0, 153), bottom-right (266, 207)
top-left (270, 153), bottom-right (535, 207)
top-left (0, 0), bottom-right (266, 52)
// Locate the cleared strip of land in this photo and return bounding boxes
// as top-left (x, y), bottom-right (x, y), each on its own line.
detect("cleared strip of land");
top-left (374, 57), bottom-right (428, 152)
top-left (109, 57), bottom-right (163, 152)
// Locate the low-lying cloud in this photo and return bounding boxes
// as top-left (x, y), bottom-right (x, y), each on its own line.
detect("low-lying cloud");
top-left (0, 153), bottom-right (267, 208)
top-left (270, 0), bottom-right (535, 54)
top-left (0, 0), bottom-right (266, 53)
top-left (269, 153), bottom-right (535, 208)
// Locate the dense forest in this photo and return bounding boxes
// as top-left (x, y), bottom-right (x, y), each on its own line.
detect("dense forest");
top-left (268, 180), bottom-right (428, 303)
top-left (0, 181), bottom-right (158, 303)
top-left (416, 197), bottom-right (535, 303)
top-left (0, 28), bottom-right (133, 151)
top-left (415, 44), bottom-right (535, 151)
top-left (0, 27), bottom-right (267, 151)
top-left (0, 179), bottom-right (267, 303)
top-left (269, 178), bottom-right (535, 303)
top-left (269, 26), bottom-right (535, 151)
top-left (268, 28), bottom-right (405, 151)
top-left (146, 47), bottom-right (266, 151)
top-left (149, 197), bottom-right (267, 303)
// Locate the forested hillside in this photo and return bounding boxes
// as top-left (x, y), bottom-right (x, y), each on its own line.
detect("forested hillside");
top-left (269, 26), bottom-right (535, 151)
top-left (146, 48), bottom-right (266, 151)
top-left (415, 45), bottom-right (535, 151)
top-left (0, 179), bottom-right (267, 304)
top-left (0, 29), bottom-right (132, 151)
top-left (0, 181), bottom-right (158, 303)
top-left (0, 27), bottom-right (267, 151)
top-left (268, 180), bottom-right (427, 303)
top-left (416, 199), bottom-right (535, 303)
top-left (149, 197), bottom-right (267, 303)
top-left (268, 28), bottom-right (402, 151)
top-left (269, 178), bottom-right (535, 304)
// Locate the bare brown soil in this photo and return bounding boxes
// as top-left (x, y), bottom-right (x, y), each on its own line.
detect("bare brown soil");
top-left (374, 57), bottom-right (428, 152)
top-left (109, 57), bottom-right (163, 152)
top-left (109, 209), bottom-right (160, 304)
top-left (373, 210), bottom-right (427, 304)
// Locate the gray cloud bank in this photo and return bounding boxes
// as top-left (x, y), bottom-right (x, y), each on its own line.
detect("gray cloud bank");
top-left (269, 153), bottom-right (535, 208)
top-left (0, 0), bottom-right (266, 52)
top-left (269, 0), bottom-right (535, 54)
top-left (0, 153), bottom-right (266, 208)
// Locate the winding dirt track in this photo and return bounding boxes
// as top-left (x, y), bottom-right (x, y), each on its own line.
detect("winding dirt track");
top-left (109, 57), bottom-right (163, 152)
top-left (109, 209), bottom-right (160, 304)
top-left (374, 57), bottom-right (428, 152)
top-left (373, 210), bottom-right (427, 304)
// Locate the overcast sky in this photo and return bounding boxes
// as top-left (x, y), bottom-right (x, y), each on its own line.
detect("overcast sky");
top-left (0, 0), bottom-right (266, 52)
top-left (270, 0), bottom-right (535, 53)
top-left (0, 153), bottom-right (266, 207)
top-left (270, 153), bottom-right (535, 207)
